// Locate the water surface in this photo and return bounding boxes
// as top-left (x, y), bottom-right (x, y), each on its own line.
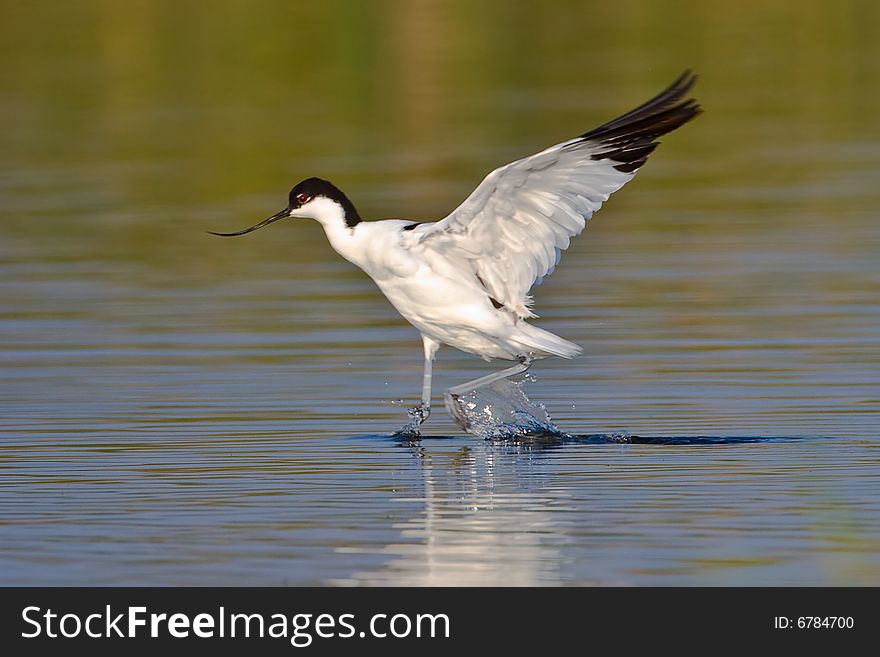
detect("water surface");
top-left (1, 0), bottom-right (879, 585)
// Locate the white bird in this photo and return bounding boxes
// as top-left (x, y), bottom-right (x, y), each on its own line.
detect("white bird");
top-left (211, 71), bottom-right (701, 433)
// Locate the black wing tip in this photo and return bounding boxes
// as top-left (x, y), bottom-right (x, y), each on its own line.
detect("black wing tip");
top-left (581, 70), bottom-right (702, 172)
top-left (580, 69), bottom-right (702, 140)
top-left (669, 69), bottom-right (699, 97)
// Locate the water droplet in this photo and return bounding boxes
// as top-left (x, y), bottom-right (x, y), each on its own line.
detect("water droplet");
top-left (449, 377), bottom-right (564, 439)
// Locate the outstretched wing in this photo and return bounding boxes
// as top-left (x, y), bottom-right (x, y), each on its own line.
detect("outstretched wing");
top-left (415, 71), bottom-right (701, 318)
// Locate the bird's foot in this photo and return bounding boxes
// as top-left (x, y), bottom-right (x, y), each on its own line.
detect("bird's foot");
top-left (392, 404), bottom-right (430, 439)
top-left (407, 403), bottom-right (431, 427)
top-left (444, 392), bottom-right (472, 433)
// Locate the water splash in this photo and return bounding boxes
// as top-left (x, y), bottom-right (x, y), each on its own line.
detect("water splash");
top-left (394, 373), bottom-right (634, 441)
top-left (445, 376), bottom-right (565, 439)
top-left (392, 405), bottom-right (429, 440)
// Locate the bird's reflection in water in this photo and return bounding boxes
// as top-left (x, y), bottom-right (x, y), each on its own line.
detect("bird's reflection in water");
top-left (337, 375), bottom-right (799, 585)
top-left (338, 439), bottom-right (574, 586)
top-left (336, 429), bottom-right (802, 586)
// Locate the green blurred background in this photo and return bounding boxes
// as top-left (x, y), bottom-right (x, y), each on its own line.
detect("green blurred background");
top-left (2, 0), bottom-right (878, 276)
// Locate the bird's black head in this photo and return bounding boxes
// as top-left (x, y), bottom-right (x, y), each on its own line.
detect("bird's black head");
top-left (287, 177), bottom-right (362, 228)
top-left (208, 176), bottom-right (362, 238)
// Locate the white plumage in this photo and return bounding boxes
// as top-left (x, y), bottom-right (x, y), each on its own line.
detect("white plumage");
top-left (414, 138), bottom-right (632, 320)
top-left (211, 72), bottom-right (701, 431)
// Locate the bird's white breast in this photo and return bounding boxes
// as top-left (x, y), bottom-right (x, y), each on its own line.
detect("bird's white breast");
top-left (336, 222), bottom-right (514, 357)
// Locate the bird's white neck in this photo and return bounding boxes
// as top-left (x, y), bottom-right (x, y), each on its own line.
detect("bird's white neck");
top-left (301, 197), bottom-right (362, 261)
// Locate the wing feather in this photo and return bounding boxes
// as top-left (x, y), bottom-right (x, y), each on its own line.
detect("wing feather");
top-left (416, 71), bottom-right (701, 317)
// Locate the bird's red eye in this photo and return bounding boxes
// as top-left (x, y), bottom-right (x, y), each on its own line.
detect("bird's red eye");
top-left (296, 193), bottom-right (310, 204)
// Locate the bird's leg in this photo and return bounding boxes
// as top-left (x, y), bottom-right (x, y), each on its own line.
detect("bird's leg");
top-left (447, 356), bottom-right (533, 396)
top-left (413, 352), bottom-right (434, 424)
top-left (444, 355), bottom-right (533, 430)
top-left (406, 336), bottom-right (440, 429)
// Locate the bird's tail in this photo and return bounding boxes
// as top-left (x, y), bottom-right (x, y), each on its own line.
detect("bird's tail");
top-left (508, 323), bottom-right (582, 359)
